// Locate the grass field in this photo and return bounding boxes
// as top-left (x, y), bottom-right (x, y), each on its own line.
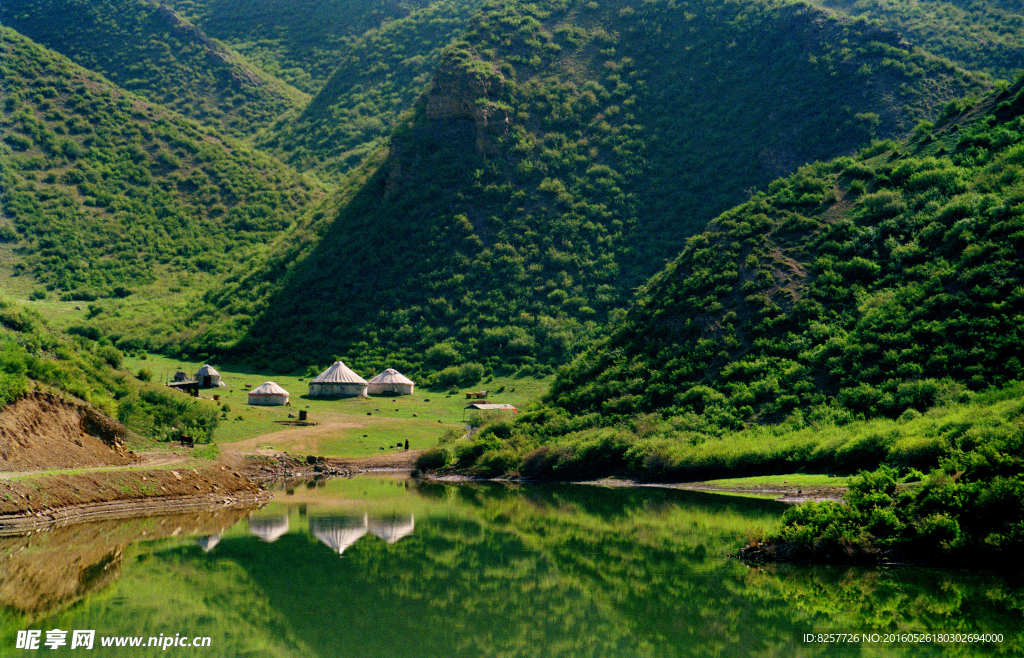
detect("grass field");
top-left (122, 353), bottom-right (553, 459)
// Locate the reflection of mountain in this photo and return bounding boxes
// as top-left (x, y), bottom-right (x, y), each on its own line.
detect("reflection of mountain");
top-left (5, 484), bottom-right (1023, 658)
top-left (310, 513), bottom-right (368, 556)
top-left (248, 513), bottom-right (290, 543)
top-left (0, 507), bottom-right (253, 619)
top-left (367, 513), bottom-right (415, 545)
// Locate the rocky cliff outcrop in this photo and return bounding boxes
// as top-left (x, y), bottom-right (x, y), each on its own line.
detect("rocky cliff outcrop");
top-left (385, 53), bottom-right (510, 198)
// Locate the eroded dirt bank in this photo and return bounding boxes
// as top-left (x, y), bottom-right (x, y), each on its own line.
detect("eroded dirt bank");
top-left (0, 392), bottom-right (137, 471)
top-left (0, 466), bottom-right (268, 533)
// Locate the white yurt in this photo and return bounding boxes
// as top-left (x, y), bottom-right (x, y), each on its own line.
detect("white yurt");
top-left (194, 364), bottom-right (223, 388)
top-left (248, 381), bottom-right (290, 406)
top-left (367, 368), bottom-right (415, 395)
top-left (308, 361), bottom-right (368, 398)
top-left (310, 513), bottom-right (368, 556)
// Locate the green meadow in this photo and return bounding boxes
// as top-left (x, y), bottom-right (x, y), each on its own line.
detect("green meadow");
top-left (122, 353), bottom-right (553, 459)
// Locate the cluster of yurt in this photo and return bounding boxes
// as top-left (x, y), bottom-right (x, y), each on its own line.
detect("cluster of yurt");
top-left (248, 381), bottom-right (290, 406)
top-left (308, 362), bottom-right (415, 398)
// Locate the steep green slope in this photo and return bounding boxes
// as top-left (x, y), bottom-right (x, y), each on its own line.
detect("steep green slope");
top-left (165, 0), bottom-right (444, 95)
top-left (544, 78), bottom-right (1024, 427)
top-left (0, 27), bottom-right (322, 305)
top-left (430, 76), bottom-right (1024, 481)
top-left (199, 0), bottom-right (986, 375)
top-left (0, 0), bottom-right (302, 140)
top-left (806, 0), bottom-right (1024, 81)
top-left (259, 0), bottom-right (483, 178)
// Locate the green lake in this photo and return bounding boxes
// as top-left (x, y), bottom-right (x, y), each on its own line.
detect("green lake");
top-left (1, 477), bottom-right (1021, 656)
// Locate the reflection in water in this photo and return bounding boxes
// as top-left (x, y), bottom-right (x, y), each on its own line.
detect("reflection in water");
top-left (248, 513), bottom-right (290, 542)
top-left (309, 513), bottom-right (368, 555)
top-left (0, 507), bottom-right (252, 619)
top-left (0, 479), bottom-right (1020, 658)
top-left (368, 513), bottom-right (415, 544)
top-left (197, 534), bottom-right (221, 552)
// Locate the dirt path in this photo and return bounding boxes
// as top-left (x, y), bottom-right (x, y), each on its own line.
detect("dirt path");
top-left (0, 450), bottom-right (193, 480)
top-left (222, 420), bottom-right (372, 457)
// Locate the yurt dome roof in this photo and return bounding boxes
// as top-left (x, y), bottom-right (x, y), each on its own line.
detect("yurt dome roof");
top-left (311, 361), bottom-right (367, 385)
top-left (368, 369), bottom-right (414, 385)
top-left (249, 381), bottom-right (289, 396)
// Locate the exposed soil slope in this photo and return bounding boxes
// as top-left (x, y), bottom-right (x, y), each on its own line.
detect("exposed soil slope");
top-left (0, 393), bottom-right (137, 472)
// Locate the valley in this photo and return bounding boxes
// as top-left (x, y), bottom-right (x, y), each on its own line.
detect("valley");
top-left (0, 0), bottom-right (1022, 586)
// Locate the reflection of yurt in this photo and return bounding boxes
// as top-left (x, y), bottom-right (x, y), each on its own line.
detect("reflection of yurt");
top-left (196, 534), bottom-right (221, 552)
top-left (310, 513), bottom-right (368, 556)
top-left (194, 364), bottom-right (223, 388)
top-left (368, 513), bottom-right (415, 544)
top-left (248, 513), bottom-right (290, 543)
top-left (367, 369), bottom-right (415, 396)
top-left (248, 381), bottom-right (290, 406)
top-left (308, 361), bottom-right (367, 398)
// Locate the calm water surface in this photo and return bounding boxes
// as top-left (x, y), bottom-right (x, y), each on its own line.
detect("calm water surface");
top-left (1, 477), bottom-right (1021, 656)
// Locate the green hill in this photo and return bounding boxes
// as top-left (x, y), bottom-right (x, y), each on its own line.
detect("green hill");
top-left (544, 78), bottom-right (1024, 427)
top-left (0, 26), bottom-right (323, 307)
top-left (164, 0), bottom-right (447, 96)
top-left (806, 0), bottom-right (1024, 82)
top-left (258, 0), bottom-right (483, 178)
top-left (0, 0), bottom-right (304, 140)
top-left (197, 0), bottom-right (986, 375)
top-left (433, 75), bottom-right (1024, 479)
top-left (0, 296), bottom-right (219, 443)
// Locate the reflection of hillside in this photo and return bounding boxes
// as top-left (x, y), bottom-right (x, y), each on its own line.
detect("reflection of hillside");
top-left (0, 508), bottom-right (251, 619)
top-left (202, 485), bottom-right (799, 658)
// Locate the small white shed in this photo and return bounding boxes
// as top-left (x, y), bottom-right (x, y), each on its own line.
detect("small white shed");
top-left (194, 364), bottom-right (223, 388)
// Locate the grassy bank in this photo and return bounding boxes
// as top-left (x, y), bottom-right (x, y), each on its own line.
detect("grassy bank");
top-left (419, 381), bottom-right (1024, 481)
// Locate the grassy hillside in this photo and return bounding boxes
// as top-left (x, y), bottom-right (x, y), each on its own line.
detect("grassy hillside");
top-left (195, 0), bottom-right (986, 377)
top-left (806, 0), bottom-right (1024, 82)
top-left (0, 26), bottom-right (323, 313)
top-left (422, 76), bottom-right (1024, 562)
top-left (0, 297), bottom-right (219, 444)
top-left (542, 77), bottom-right (1024, 429)
top-left (164, 0), bottom-right (445, 96)
top-left (0, 0), bottom-right (304, 140)
top-left (259, 0), bottom-right (483, 178)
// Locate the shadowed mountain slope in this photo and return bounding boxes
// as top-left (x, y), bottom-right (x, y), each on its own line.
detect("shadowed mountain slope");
top-left (542, 76), bottom-right (1024, 428)
top-left (201, 0), bottom-right (987, 375)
